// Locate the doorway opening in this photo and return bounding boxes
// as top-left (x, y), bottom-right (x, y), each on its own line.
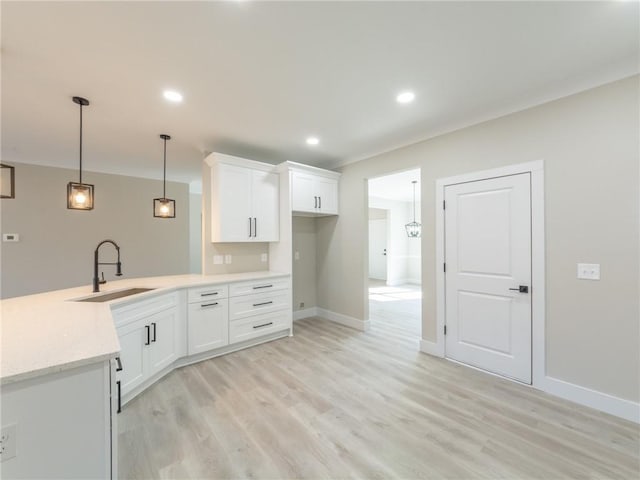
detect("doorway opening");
top-left (367, 168), bottom-right (422, 341)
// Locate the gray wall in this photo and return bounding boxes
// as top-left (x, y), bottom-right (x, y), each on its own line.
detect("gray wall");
top-left (292, 216), bottom-right (317, 311)
top-left (1, 163), bottom-right (190, 298)
top-left (316, 76), bottom-right (639, 402)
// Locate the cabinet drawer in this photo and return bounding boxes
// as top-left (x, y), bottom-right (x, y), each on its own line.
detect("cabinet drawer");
top-left (112, 292), bottom-right (178, 328)
top-left (187, 299), bottom-right (229, 355)
top-left (229, 289), bottom-right (290, 321)
top-left (229, 311), bottom-right (290, 345)
top-left (187, 284), bottom-right (228, 303)
top-left (229, 277), bottom-right (289, 297)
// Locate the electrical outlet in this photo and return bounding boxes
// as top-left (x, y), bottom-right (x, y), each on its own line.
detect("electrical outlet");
top-left (261, 253), bottom-right (268, 263)
top-left (577, 263), bottom-right (600, 280)
top-left (299, 302), bottom-right (305, 308)
top-left (294, 251), bottom-right (300, 261)
top-left (2, 234), bottom-right (19, 242)
top-left (213, 255), bottom-right (223, 265)
top-left (224, 254), bottom-right (232, 264)
top-left (1, 424), bottom-right (17, 462)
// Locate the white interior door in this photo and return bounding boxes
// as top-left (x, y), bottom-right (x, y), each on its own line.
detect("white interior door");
top-left (369, 219), bottom-right (387, 280)
top-left (444, 173), bottom-right (532, 383)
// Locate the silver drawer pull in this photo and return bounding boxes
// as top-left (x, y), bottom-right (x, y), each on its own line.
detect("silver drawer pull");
top-left (201, 302), bottom-right (219, 308)
top-left (253, 284), bottom-right (273, 290)
top-left (253, 301), bottom-right (273, 307)
top-left (201, 292), bottom-right (219, 297)
top-left (253, 322), bottom-right (273, 329)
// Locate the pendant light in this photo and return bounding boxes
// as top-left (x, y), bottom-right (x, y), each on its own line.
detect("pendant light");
top-left (153, 134), bottom-right (175, 218)
top-left (405, 180), bottom-right (421, 238)
top-left (67, 96), bottom-right (94, 210)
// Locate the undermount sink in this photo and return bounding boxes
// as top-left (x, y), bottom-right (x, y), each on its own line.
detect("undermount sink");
top-left (74, 287), bottom-right (156, 303)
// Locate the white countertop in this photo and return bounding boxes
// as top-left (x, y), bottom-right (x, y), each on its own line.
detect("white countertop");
top-left (0, 271), bottom-right (288, 385)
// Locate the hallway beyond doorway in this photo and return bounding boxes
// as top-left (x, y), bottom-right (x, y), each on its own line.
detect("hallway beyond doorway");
top-left (368, 280), bottom-right (421, 338)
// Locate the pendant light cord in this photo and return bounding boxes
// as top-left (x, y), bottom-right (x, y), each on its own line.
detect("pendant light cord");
top-left (79, 103), bottom-right (83, 184)
top-left (412, 181), bottom-right (417, 222)
top-left (163, 137), bottom-right (167, 199)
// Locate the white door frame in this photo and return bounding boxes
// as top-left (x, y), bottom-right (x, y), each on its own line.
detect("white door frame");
top-left (435, 160), bottom-right (545, 387)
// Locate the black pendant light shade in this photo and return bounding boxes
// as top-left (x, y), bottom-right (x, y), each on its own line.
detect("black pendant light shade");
top-left (153, 134), bottom-right (175, 218)
top-left (405, 180), bottom-right (421, 238)
top-left (67, 96), bottom-right (94, 210)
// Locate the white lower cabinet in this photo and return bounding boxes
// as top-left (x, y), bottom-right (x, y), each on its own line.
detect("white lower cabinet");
top-left (228, 277), bottom-right (291, 345)
top-left (114, 293), bottom-right (179, 399)
top-left (188, 299), bottom-right (229, 355)
top-left (229, 310), bottom-right (290, 344)
top-left (114, 276), bottom-right (291, 407)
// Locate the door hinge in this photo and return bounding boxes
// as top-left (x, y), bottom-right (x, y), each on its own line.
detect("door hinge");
top-left (443, 262), bottom-right (446, 273)
top-left (444, 325), bottom-right (447, 335)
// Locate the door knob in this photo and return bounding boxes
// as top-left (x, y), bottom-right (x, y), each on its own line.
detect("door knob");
top-left (509, 285), bottom-right (529, 293)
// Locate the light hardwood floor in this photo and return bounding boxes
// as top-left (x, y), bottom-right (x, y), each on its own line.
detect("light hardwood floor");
top-left (119, 316), bottom-right (639, 479)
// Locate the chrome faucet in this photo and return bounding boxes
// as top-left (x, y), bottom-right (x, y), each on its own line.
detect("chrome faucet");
top-left (93, 239), bottom-right (123, 292)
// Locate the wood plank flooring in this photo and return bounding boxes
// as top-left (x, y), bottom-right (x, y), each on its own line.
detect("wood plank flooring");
top-left (119, 315), bottom-right (639, 479)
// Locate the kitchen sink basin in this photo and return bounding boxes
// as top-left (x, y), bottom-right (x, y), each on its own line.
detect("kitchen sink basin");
top-left (74, 287), bottom-right (156, 302)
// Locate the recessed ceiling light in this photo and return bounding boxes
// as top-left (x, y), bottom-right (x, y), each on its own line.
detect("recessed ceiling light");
top-left (306, 136), bottom-right (320, 146)
top-left (396, 91), bottom-right (415, 104)
top-left (163, 90), bottom-right (183, 103)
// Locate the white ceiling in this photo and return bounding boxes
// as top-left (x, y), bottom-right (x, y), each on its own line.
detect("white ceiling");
top-left (2, 1), bottom-right (638, 188)
top-left (369, 169), bottom-right (421, 203)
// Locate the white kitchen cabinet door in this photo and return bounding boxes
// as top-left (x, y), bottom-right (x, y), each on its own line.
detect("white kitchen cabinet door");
top-left (291, 170), bottom-right (339, 215)
top-left (212, 163), bottom-right (253, 242)
top-left (188, 299), bottom-right (229, 355)
top-left (315, 176), bottom-right (338, 214)
top-left (147, 307), bottom-right (179, 376)
top-left (252, 170), bottom-right (280, 241)
top-left (116, 319), bottom-right (148, 394)
top-left (291, 171), bottom-right (316, 212)
top-left (211, 161), bottom-right (279, 242)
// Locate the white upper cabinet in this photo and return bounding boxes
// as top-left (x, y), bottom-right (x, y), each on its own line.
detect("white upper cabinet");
top-left (290, 164), bottom-right (340, 216)
top-left (207, 154), bottom-right (280, 242)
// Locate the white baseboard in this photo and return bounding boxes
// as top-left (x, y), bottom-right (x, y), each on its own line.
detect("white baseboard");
top-left (293, 307), bottom-right (318, 321)
top-left (540, 375), bottom-right (639, 424)
top-left (316, 308), bottom-right (370, 332)
top-left (419, 339), bottom-right (444, 358)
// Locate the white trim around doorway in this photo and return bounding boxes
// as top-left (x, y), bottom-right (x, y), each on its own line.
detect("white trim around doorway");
top-left (434, 160), bottom-right (546, 382)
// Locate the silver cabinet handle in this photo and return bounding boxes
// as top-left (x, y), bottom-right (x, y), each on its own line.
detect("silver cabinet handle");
top-left (253, 284), bottom-right (273, 290)
top-left (200, 292), bottom-right (218, 297)
top-left (201, 302), bottom-right (219, 308)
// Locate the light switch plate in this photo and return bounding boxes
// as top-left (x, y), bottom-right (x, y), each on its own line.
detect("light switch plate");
top-left (213, 255), bottom-right (223, 265)
top-left (260, 253), bottom-right (268, 263)
top-left (577, 263), bottom-right (600, 280)
top-left (294, 251), bottom-right (300, 261)
top-left (224, 255), bottom-right (232, 264)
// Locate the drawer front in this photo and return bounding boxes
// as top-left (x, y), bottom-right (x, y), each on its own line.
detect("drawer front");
top-left (187, 299), bottom-right (229, 355)
top-left (229, 290), bottom-right (290, 321)
top-left (229, 311), bottom-right (290, 345)
top-left (187, 284), bottom-right (228, 303)
top-left (229, 277), bottom-right (289, 297)
top-left (112, 292), bottom-right (178, 328)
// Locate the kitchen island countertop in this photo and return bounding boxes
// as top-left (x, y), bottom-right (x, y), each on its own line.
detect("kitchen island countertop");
top-left (0, 271), bottom-right (288, 385)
